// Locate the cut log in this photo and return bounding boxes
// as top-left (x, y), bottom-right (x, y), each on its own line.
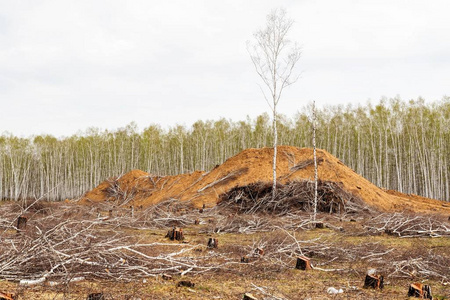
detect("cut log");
top-left (165, 227), bottom-right (184, 241)
top-left (207, 238), bottom-right (218, 248)
top-left (295, 256), bottom-right (312, 270)
top-left (243, 293), bottom-right (258, 300)
top-left (363, 274), bottom-right (384, 289)
top-left (86, 293), bottom-right (104, 300)
top-left (407, 283), bottom-right (433, 299)
top-left (16, 216), bottom-right (27, 232)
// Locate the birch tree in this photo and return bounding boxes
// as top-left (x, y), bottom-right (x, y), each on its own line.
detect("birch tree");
top-left (248, 8), bottom-right (301, 199)
top-left (312, 101), bottom-right (318, 222)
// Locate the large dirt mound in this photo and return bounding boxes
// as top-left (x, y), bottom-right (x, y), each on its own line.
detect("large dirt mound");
top-left (80, 146), bottom-right (450, 214)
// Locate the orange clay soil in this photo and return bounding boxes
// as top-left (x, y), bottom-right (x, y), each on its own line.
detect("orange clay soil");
top-left (80, 146), bottom-right (450, 214)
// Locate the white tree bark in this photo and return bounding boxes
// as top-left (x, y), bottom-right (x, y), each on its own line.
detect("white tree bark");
top-left (248, 8), bottom-right (301, 200)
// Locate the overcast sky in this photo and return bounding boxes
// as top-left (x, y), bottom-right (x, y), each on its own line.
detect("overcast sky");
top-left (0, 0), bottom-right (449, 137)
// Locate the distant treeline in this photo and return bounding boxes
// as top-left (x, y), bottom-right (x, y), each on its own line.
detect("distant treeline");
top-left (1, 97), bottom-right (449, 202)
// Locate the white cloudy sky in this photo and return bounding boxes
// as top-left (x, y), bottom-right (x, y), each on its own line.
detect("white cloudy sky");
top-left (0, 0), bottom-right (449, 137)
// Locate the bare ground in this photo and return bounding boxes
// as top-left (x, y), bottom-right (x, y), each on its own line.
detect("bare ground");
top-left (1, 200), bottom-right (449, 299)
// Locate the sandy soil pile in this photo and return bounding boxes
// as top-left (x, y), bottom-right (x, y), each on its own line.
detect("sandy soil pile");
top-left (80, 146), bottom-right (450, 214)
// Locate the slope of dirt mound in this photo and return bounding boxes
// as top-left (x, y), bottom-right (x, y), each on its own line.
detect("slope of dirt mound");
top-left (384, 189), bottom-right (450, 214)
top-left (80, 170), bottom-right (205, 206)
top-left (80, 146), bottom-right (450, 214)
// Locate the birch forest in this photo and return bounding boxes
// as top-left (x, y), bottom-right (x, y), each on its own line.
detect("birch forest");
top-left (1, 97), bottom-right (449, 202)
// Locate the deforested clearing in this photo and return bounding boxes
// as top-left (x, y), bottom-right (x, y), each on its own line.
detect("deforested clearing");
top-left (1, 146), bottom-right (450, 299)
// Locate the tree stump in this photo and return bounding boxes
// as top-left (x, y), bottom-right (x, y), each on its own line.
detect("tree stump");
top-left (207, 238), bottom-right (218, 248)
top-left (422, 284), bottom-right (433, 299)
top-left (177, 280), bottom-right (195, 288)
top-left (243, 293), bottom-right (258, 300)
top-left (0, 291), bottom-right (16, 300)
top-left (16, 216), bottom-right (27, 232)
top-left (384, 229), bottom-right (394, 235)
top-left (166, 227), bottom-right (184, 241)
top-left (363, 274), bottom-right (384, 289)
top-left (241, 256), bottom-right (249, 263)
top-left (295, 256), bottom-right (312, 270)
top-left (86, 293), bottom-right (104, 300)
top-left (254, 247), bottom-right (264, 256)
top-left (315, 222), bottom-right (324, 229)
top-left (162, 274), bottom-right (172, 280)
top-left (408, 283), bottom-right (432, 299)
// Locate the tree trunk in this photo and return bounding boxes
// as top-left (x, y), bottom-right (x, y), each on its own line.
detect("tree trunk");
top-left (272, 109), bottom-right (277, 200)
top-left (313, 101), bottom-right (318, 222)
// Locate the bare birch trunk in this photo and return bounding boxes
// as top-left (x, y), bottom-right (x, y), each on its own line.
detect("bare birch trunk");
top-left (272, 111), bottom-right (277, 200)
top-left (313, 101), bottom-right (318, 221)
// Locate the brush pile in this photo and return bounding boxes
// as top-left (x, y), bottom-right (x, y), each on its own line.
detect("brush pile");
top-left (219, 180), bottom-right (368, 215)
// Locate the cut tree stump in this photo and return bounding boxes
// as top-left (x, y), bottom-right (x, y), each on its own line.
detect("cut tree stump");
top-left (86, 293), bottom-right (104, 300)
top-left (408, 283), bottom-right (432, 299)
top-left (363, 274), bottom-right (384, 289)
top-left (243, 293), bottom-right (258, 300)
top-left (162, 274), bottom-right (172, 280)
top-left (314, 222), bottom-right (324, 229)
top-left (16, 216), bottom-right (27, 232)
top-left (0, 291), bottom-right (16, 300)
top-left (177, 280), bottom-right (195, 288)
top-left (384, 229), bottom-right (394, 235)
top-left (254, 247), bottom-right (264, 256)
top-left (166, 227), bottom-right (184, 241)
top-left (295, 256), bottom-right (312, 270)
top-left (241, 256), bottom-right (249, 263)
top-left (207, 238), bottom-right (218, 248)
